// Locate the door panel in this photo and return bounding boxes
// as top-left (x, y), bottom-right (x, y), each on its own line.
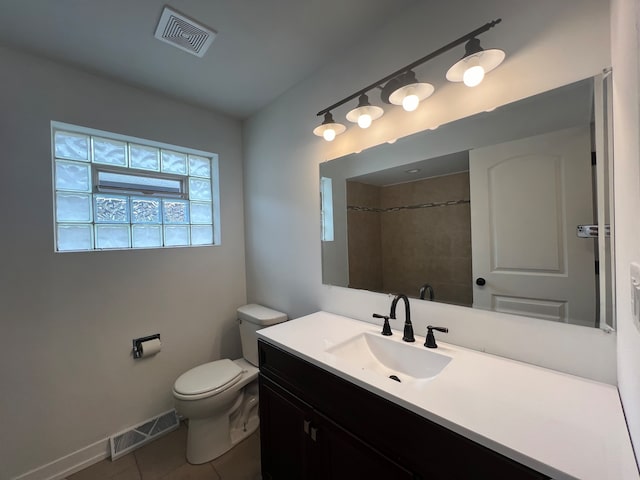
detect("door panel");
top-left (489, 153), bottom-right (564, 272)
top-left (493, 296), bottom-right (567, 322)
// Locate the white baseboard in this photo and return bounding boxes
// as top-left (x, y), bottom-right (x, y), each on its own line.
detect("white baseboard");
top-left (13, 438), bottom-right (110, 480)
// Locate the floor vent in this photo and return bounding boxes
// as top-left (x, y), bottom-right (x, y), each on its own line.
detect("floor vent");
top-left (110, 409), bottom-right (180, 460)
top-left (154, 6), bottom-right (216, 57)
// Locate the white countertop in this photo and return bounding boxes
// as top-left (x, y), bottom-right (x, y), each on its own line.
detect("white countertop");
top-left (257, 311), bottom-right (639, 480)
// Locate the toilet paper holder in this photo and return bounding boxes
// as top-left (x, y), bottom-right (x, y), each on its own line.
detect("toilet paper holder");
top-left (133, 334), bottom-right (161, 359)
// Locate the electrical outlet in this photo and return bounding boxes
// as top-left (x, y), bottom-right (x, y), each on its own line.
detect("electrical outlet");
top-left (630, 263), bottom-right (640, 333)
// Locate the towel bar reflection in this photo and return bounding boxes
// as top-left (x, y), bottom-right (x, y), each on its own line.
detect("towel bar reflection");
top-left (576, 224), bottom-right (610, 238)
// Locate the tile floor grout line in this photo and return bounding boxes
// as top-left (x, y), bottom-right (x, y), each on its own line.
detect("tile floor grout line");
top-left (132, 446), bottom-right (143, 479)
top-left (209, 460), bottom-right (221, 479)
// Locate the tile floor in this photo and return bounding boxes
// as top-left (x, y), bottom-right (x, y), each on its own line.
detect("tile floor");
top-left (66, 423), bottom-right (261, 480)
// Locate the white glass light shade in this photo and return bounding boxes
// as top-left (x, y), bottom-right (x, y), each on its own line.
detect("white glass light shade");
top-left (313, 113), bottom-right (346, 142)
top-left (346, 104), bottom-right (384, 129)
top-left (388, 82), bottom-right (434, 111)
top-left (446, 48), bottom-right (505, 86)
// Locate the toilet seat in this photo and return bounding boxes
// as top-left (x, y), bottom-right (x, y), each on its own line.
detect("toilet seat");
top-left (173, 359), bottom-right (243, 401)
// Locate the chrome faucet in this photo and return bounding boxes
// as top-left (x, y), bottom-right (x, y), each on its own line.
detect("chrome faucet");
top-left (390, 294), bottom-right (415, 342)
top-left (419, 283), bottom-right (434, 301)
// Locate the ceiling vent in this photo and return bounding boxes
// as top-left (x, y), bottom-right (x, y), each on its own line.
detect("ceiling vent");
top-left (154, 6), bottom-right (216, 57)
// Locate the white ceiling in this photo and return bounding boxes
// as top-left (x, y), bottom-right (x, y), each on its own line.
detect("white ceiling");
top-left (349, 151), bottom-right (470, 187)
top-left (0, 0), bottom-right (414, 119)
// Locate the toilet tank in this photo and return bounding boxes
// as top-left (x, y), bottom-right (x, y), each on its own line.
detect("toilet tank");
top-left (238, 304), bottom-right (287, 366)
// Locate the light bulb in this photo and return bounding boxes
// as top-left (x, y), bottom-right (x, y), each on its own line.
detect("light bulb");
top-left (402, 94), bottom-right (420, 112)
top-left (463, 65), bottom-right (485, 87)
top-left (357, 114), bottom-right (372, 129)
top-left (323, 128), bottom-right (336, 142)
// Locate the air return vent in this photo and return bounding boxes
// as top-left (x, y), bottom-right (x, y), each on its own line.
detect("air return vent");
top-left (154, 6), bottom-right (216, 57)
top-left (110, 409), bottom-right (179, 460)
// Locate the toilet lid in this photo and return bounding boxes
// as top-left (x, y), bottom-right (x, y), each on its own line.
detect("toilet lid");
top-left (174, 359), bottom-right (243, 396)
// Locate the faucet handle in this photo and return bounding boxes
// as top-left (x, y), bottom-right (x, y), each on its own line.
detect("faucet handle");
top-left (424, 325), bottom-right (448, 348)
top-left (373, 313), bottom-right (392, 336)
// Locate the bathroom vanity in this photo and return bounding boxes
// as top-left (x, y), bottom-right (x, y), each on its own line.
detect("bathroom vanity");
top-left (257, 312), bottom-right (638, 480)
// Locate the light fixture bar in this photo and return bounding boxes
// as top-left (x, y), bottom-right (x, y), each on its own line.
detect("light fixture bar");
top-left (316, 19), bottom-right (502, 117)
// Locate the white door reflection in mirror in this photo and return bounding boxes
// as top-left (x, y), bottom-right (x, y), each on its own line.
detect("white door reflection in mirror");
top-left (469, 127), bottom-right (596, 326)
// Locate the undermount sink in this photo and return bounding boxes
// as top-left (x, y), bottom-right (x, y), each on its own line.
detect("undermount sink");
top-left (326, 331), bottom-right (452, 384)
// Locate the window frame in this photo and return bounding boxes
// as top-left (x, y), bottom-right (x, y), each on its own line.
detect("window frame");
top-left (93, 165), bottom-right (188, 198)
top-left (51, 121), bottom-right (221, 252)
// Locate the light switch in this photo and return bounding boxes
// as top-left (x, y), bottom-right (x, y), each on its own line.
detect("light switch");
top-left (631, 263), bottom-right (640, 332)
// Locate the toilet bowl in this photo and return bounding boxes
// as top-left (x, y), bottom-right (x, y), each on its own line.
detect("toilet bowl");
top-left (173, 304), bottom-right (287, 464)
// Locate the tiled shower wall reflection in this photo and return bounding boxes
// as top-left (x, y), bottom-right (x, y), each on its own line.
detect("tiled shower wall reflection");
top-left (347, 172), bottom-right (472, 306)
top-left (347, 182), bottom-right (383, 292)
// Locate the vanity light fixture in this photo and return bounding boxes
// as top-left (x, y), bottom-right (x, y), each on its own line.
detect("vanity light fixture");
top-left (346, 93), bottom-right (384, 128)
top-left (446, 38), bottom-right (505, 87)
top-left (314, 19), bottom-right (504, 141)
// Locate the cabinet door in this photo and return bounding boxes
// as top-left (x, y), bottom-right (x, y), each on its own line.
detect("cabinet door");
top-left (315, 410), bottom-right (415, 480)
top-left (259, 376), bottom-right (312, 480)
top-left (260, 375), bottom-right (415, 480)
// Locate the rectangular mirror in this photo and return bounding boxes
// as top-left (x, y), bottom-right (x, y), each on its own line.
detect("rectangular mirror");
top-left (320, 74), bottom-right (615, 329)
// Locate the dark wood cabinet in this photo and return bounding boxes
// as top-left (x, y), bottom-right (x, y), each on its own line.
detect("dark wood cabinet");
top-left (258, 339), bottom-right (550, 480)
top-left (260, 376), bottom-right (414, 480)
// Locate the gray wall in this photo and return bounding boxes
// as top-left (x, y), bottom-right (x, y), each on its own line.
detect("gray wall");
top-left (0, 47), bottom-right (247, 479)
top-left (611, 0), bottom-right (640, 458)
top-left (244, 0), bottom-right (616, 384)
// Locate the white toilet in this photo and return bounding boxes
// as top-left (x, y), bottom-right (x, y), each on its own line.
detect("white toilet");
top-left (172, 304), bottom-right (287, 464)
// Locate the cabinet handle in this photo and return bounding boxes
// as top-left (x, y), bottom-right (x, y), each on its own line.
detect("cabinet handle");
top-left (303, 420), bottom-right (318, 442)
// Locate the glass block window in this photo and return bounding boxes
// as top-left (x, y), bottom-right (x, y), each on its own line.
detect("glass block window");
top-left (52, 122), bottom-right (219, 252)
